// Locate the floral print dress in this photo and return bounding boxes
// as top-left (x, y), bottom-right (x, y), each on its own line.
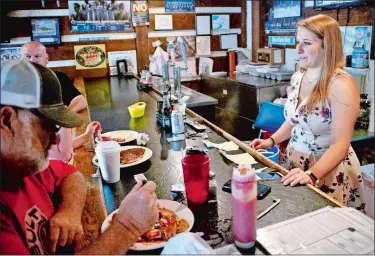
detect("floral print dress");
top-left (282, 70), bottom-right (365, 212)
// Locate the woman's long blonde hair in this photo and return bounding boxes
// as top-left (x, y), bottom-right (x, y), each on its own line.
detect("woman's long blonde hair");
top-left (297, 14), bottom-right (345, 112)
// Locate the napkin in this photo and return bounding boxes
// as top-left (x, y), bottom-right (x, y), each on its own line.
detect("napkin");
top-left (161, 232), bottom-right (215, 254)
top-left (214, 244), bottom-right (241, 254)
top-left (203, 140), bottom-right (239, 151)
top-left (219, 150), bottom-right (257, 165)
top-left (136, 133), bottom-right (149, 146)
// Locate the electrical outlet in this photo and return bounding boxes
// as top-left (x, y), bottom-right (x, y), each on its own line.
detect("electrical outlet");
top-left (223, 89), bottom-right (228, 95)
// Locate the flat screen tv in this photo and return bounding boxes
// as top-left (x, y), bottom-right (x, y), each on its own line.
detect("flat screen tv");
top-left (314, 0), bottom-right (367, 10)
top-left (31, 18), bottom-right (61, 45)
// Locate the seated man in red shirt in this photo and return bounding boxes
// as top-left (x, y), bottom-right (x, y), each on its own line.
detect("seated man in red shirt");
top-left (0, 59), bottom-right (159, 254)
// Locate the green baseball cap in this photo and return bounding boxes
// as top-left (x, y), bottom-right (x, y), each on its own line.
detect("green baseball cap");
top-left (1, 59), bottom-right (83, 128)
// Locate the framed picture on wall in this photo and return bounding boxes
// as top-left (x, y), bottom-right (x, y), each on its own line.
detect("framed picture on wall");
top-left (69, 1), bottom-right (131, 32)
top-left (220, 34), bottom-right (238, 50)
top-left (74, 44), bottom-right (107, 70)
top-left (108, 50), bottom-right (138, 74)
top-left (0, 46), bottom-right (22, 61)
top-left (273, 0), bottom-right (301, 18)
top-left (155, 15), bottom-right (173, 30)
top-left (31, 18), bottom-right (61, 45)
top-left (212, 14), bottom-right (230, 30)
top-left (196, 36), bottom-right (211, 55)
top-left (196, 15), bottom-right (211, 35)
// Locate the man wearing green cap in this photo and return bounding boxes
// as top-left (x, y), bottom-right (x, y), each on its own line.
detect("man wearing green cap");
top-left (21, 41), bottom-right (89, 162)
top-left (0, 60), bottom-right (159, 254)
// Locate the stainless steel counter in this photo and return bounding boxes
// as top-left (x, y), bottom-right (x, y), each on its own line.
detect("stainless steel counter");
top-left (151, 77), bottom-right (218, 108)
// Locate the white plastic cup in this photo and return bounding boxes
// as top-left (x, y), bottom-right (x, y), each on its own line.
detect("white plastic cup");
top-left (95, 141), bottom-right (121, 183)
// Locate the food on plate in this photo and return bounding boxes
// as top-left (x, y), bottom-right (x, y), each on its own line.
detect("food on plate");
top-left (109, 207), bottom-right (190, 243)
top-left (100, 131), bottom-right (134, 143)
top-left (176, 218), bottom-right (189, 233)
top-left (101, 136), bottom-right (126, 143)
top-left (120, 148), bottom-right (145, 165)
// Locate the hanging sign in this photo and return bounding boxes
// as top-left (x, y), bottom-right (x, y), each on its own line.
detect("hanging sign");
top-left (268, 36), bottom-right (295, 46)
top-left (132, 1), bottom-right (149, 26)
top-left (165, 0), bottom-right (195, 13)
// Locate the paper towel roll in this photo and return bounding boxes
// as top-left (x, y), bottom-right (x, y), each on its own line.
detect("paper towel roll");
top-left (369, 95), bottom-right (374, 133)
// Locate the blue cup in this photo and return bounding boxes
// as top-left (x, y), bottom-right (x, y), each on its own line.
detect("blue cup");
top-left (258, 146), bottom-right (279, 163)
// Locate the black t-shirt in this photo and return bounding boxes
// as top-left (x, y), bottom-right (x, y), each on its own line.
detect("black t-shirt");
top-left (54, 71), bottom-right (81, 106)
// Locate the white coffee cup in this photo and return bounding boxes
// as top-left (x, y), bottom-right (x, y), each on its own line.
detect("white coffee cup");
top-left (95, 141), bottom-right (121, 183)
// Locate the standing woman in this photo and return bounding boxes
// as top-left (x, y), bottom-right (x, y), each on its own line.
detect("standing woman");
top-left (251, 14), bottom-right (365, 211)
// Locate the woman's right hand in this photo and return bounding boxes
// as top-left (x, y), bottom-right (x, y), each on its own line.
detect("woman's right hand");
top-left (249, 138), bottom-right (273, 150)
top-left (85, 121), bottom-right (102, 138)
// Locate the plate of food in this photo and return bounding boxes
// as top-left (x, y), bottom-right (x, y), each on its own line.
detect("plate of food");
top-left (101, 199), bottom-right (194, 251)
top-left (92, 146), bottom-right (153, 168)
top-left (95, 130), bottom-right (139, 144)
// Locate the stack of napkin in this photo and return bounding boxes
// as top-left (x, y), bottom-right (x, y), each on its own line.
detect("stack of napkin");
top-left (136, 133), bottom-right (150, 146)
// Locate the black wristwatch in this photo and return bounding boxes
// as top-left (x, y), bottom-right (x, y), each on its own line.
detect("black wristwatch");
top-left (306, 170), bottom-right (319, 184)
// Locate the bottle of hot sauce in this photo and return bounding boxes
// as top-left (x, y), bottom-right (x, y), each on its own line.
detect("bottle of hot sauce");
top-left (232, 165), bottom-right (257, 249)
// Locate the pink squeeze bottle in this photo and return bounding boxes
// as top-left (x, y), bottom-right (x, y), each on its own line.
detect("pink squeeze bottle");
top-left (232, 165), bottom-right (257, 248)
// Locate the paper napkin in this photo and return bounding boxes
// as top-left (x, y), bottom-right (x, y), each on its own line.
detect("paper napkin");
top-left (203, 140), bottom-right (239, 151)
top-left (219, 150), bottom-right (257, 165)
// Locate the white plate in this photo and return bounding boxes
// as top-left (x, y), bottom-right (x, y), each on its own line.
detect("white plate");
top-left (95, 130), bottom-right (139, 144)
top-left (92, 146), bottom-right (153, 168)
top-left (101, 199), bottom-right (195, 251)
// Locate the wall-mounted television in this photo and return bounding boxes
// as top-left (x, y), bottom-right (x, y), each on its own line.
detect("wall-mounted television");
top-left (314, 0), bottom-right (367, 10)
top-left (31, 18), bottom-right (61, 45)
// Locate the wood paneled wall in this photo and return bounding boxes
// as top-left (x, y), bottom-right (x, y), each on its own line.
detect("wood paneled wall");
top-left (256, 0), bottom-right (374, 55)
top-left (2, 0), bottom-right (247, 78)
top-left (251, 1), bottom-right (266, 60)
top-left (147, 0), bottom-right (246, 73)
top-left (149, 14), bottom-right (196, 31)
top-left (304, 4), bottom-right (374, 25)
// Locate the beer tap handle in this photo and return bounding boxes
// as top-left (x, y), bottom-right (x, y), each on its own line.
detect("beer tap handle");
top-left (162, 62), bottom-right (169, 82)
top-left (177, 37), bottom-right (188, 71)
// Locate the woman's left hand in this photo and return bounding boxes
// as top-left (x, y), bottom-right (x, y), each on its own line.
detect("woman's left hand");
top-left (281, 168), bottom-right (313, 186)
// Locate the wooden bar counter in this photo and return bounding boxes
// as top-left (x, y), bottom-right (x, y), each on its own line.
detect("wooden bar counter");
top-left (71, 77), bottom-right (107, 252)
top-left (72, 76), bottom-right (343, 254)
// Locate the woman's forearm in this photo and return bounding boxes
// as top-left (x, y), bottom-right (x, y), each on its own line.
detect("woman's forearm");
top-left (57, 128), bottom-right (74, 160)
top-left (72, 133), bottom-right (89, 149)
top-left (69, 95), bottom-right (87, 113)
top-left (309, 142), bottom-right (351, 180)
top-left (271, 121), bottom-right (293, 144)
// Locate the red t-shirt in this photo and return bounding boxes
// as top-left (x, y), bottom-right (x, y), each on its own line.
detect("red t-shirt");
top-left (0, 160), bottom-right (77, 254)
